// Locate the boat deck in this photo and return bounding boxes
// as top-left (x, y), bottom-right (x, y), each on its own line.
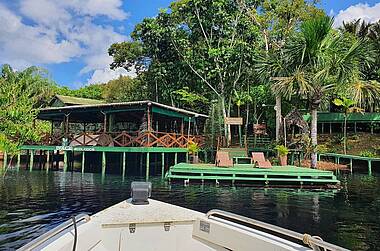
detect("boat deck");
top-left (166, 163), bottom-right (340, 187)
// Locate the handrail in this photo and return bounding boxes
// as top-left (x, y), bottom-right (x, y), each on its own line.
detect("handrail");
top-left (17, 214), bottom-right (90, 251)
top-left (206, 209), bottom-right (350, 251)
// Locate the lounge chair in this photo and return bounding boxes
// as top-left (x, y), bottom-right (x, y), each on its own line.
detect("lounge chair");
top-left (215, 151), bottom-right (233, 167)
top-left (251, 152), bottom-right (272, 168)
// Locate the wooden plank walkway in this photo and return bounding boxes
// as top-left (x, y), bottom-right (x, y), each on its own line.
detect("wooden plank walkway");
top-left (166, 163), bottom-right (340, 187)
top-left (318, 153), bottom-right (380, 174)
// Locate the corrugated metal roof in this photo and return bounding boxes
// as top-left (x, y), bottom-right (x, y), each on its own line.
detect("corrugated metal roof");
top-left (41, 100), bottom-right (208, 118)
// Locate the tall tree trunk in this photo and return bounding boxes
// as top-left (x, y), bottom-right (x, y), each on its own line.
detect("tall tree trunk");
top-left (238, 106), bottom-right (242, 147)
top-left (310, 108), bottom-right (318, 169)
top-left (220, 97), bottom-right (228, 147)
top-left (275, 96), bottom-right (282, 142)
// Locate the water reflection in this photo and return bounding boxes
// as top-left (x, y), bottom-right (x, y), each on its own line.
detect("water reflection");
top-left (0, 170), bottom-right (379, 250)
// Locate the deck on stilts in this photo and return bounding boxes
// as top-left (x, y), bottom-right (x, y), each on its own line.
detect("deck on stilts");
top-left (166, 163), bottom-right (340, 187)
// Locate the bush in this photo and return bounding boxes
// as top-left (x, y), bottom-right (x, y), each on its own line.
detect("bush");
top-left (316, 144), bottom-right (329, 153)
top-left (360, 150), bottom-right (377, 158)
top-left (274, 145), bottom-right (289, 156)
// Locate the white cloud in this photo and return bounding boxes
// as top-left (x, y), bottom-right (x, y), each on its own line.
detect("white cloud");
top-left (334, 3), bottom-right (380, 27)
top-left (0, 1), bottom-right (131, 84)
top-left (88, 67), bottom-right (136, 84)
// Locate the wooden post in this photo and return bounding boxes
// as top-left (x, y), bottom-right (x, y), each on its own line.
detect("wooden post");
top-left (16, 152), bottom-right (21, 171)
top-left (186, 152), bottom-right (189, 163)
top-left (161, 152), bottom-right (165, 178)
top-left (329, 123), bottom-right (332, 134)
top-left (103, 112), bottom-right (107, 133)
top-left (45, 150), bottom-right (50, 172)
top-left (354, 122), bottom-right (357, 133)
top-left (174, 152), bottom-right (178, 165)
top-left (2, 152), bottom-right (7, 169)
top-left (349, 158), bottom-right (353, 173)
top-left (63, 151), bottom-right (68, 172)
top-left (368, 160), bottom-right (372, 175)
top-left (122, 152), bottom-right (126, 177)
top-left (321, 123), bottom-right (324, 134)
top-left (102, 152), bottom-right (106, 176)
top-left (147, 104), bottom-right (151, 147)
top-left (146, 152), bottom-right (150, 180)
top-left (81, 151), bottom-right (85, 173)
top-left (29, 150), bottom-right (34, 172)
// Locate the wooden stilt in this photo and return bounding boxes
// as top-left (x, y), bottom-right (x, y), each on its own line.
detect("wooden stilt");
top-left (102, 152), bottom-right (106, 176)
top-left (368, 160), bottom-right (372, 175)
top-left (161, 152), bottom-right (165, 178)
top-left (354, 122), bottom-right (357, 133)
top-left (122, 152), bottom-right (126, 177)
top-left (2, 152), bottom-right (7, 169)
top-left (16, 152), bottom-right (21, 171)
top-left (186, 152), bottom-right (189, 163)
top-left (45, 150), bottom-right (50, 172)
top-left (81, 151), bottom-right (85, 173)
top-left (63, 151), bottom-right (68, 172)
top-left (146, 152), bottom-right (150, 180)
top-left (329, 123), bottom-right (332, 134)
top-left (29, 150), bottom-right (34, 172)
top-left (321, 123), bottom-right (324, 134)
top-left (350, 158), bottom-right (353, 173)
top-left (174, 152), bottom-right (178, 165)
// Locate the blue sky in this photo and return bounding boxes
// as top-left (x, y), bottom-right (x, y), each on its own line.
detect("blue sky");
top-left (0, 0), bottom-right (379, 89)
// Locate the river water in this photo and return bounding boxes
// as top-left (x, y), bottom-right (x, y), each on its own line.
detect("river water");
top-left (0, 170), bottom-right (379, 250)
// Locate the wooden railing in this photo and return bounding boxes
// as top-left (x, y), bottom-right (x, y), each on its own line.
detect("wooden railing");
top-left (41, 131), bottom-right (205, 148)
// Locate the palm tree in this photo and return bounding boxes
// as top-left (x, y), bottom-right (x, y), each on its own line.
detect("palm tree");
top-left (271, 15), bottom-right (376, 168)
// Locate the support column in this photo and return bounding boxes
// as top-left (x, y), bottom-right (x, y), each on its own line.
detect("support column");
top-left (368, 160), bottom-right (372, 175)
top-left (161, 152), bottom-right (165, 178)
top-left (329, 123), bottom-right (332, 134)
top-left (354, 122), bottom-right (357, 133)
top-left (102, 152), bottom-right (106, 176)
top-left (174, 152), bottom-right (178, 165)
top-left (186, 152), bottom-right (189, 163)
top-left (122, 152), bottom-right (126, 177)
top-left (2, 152), bottom-right (7, 169)
top-left (45, 150), bottom-right (50, 172)
top-left (146, 152), bottom-right (150, 180)
top-left (29, 150), bottom-right (34, 172)
top-left (63, 151), bottom-right (68, 172)
top-left (349, 158), bottom-right (353, 173)
top-left (16, 152), bottom-right (21, 171)
top-left (81, 151), bottom-right (85, 173)
top-left (321, 123), bottom-right (324, 134)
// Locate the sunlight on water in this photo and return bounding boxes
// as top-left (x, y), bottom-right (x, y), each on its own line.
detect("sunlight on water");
top-left (0, 170), bottom-right (379, 250)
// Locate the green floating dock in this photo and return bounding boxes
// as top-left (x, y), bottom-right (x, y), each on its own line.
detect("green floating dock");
top-left (166, 163), bottom-right (340, 187)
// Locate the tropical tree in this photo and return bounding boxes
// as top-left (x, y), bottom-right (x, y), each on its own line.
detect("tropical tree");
top-left (271, 15), bottom-right (376, 168)
top-left (0, 65), bottom-right (53, 166)
top-left (332, 97), bottom-right (363, 154)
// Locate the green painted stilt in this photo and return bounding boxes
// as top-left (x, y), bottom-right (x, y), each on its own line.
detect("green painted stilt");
top-left (122, 152), bottom-right (126, 177)
top-left (161, 152), bottom-right (165, 178)
top-left (29, 150), bottom-right (34, 172)
top-left (146, 152), bottom-right (150, 180)
top-left (174, 152), bottom-right (178, 165)
top-left (45, 150), bottom-right (50, 172)
top-left (63, 151), bottom-right (68, 172)
top-left (81, 151), bottom-right (85, 173)
top-left (16, 152), bottom-right (21, 171)
top-left (349, 158), bottom-right (353, 173)
top-left (102, 152), bottom-right (106, 176)
top-left (368, 160), bottom-right (372, 175)
top-left (2, 152), bottom-right (7, 169)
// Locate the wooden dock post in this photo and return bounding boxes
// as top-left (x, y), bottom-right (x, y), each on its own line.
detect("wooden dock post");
top-left (45, 150), bottom-right (50, 172)
top-left (349, 158), bottom-right (353, 173)
top-left (81, 152), bottom-right (85, 173)
top-left (174, 152), bottom-right (178, 165)
top-left (122, 152), bottom-right (126, 177)
top-left (2, 152), bottom-right (7, 170)
top-left (161, 152), bottom-right (165, 178)
top-left (63, 151), bottom-right (68, 172)
top-left (102, 152), bottom-right (106, 176)
top-left (16, 152), bottom-right (21, 171)
top-left (29, 150), bottom-right (34, 172)
top-left (146, 152), bottom-right (150, 180)
top-left (368, 160), bottom-right (372, 175)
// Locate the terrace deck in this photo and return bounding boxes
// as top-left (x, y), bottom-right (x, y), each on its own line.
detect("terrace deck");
top-left (166, 163), bottom-right (340, 187)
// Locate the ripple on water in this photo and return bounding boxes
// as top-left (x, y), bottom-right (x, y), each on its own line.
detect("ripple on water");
top-left (0, 170), bottom-right (380, 250)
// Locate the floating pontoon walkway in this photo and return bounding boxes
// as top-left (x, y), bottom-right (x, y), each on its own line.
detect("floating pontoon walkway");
top-left (166, 163), bottom-right (340, 187)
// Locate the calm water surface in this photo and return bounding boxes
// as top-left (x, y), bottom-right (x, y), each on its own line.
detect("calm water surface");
top-left (0, 170), bottom-right (379, 250)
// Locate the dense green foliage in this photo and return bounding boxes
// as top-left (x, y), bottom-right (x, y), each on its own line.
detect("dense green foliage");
top-left (0, 65), bottom-right (53, 155)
